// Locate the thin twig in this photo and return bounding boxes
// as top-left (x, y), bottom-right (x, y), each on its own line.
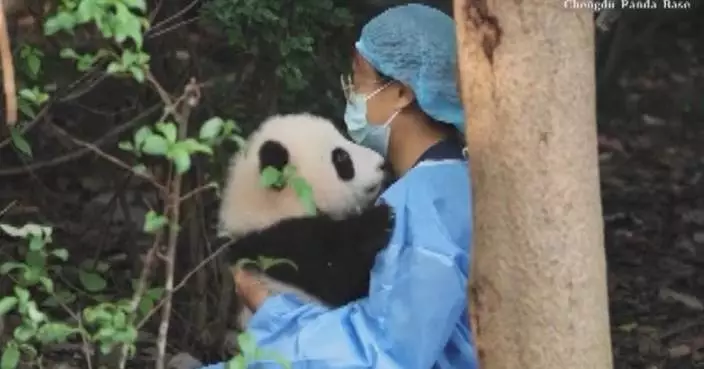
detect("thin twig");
top-left (155, 79), bottom-right (200, 369)
top-left (49, 123), bottom-right (167, 193)
top-left (0, 104), bottom-right (49, 150)
top-left (146, 17), bottom-right (198, 40)
top-left (0, 200), bottom-right (16, 218)
top-left (49, 291), bottom-right (94, 369)
top-left (116, 235), bottom-right (162, 369)
top-left (136, 238), bottom-right (234, 329)
top-left (145, 0), bottom-right (200, 37)
top-left (0, 104), bottom-right (161, 176)
top-left (0, 0), bottom-right (17, 126)
top-left (179, 182), bottom-right (217, 202)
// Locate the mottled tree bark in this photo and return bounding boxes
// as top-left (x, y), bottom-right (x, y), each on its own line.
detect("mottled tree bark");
top-left (453, 1), bottom-right (613, 369)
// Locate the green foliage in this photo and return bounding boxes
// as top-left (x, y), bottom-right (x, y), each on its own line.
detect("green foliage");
top-left (200, 0), bottom-right (353, 93)
top-left (0, 223), bottom-right (136, 368)
top-left (260, 165), bottom-right (317, 215)
top-left (45, 0), bottom-right (150, 82)
top-left (1, 0), bottom-right (347, 367)
top-left (227, 332), bottom-right (292, 369)
top-left (44, 0), bottom-right (148, 48)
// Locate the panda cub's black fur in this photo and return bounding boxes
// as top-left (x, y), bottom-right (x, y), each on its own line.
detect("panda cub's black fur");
top-left (228, 203), bottom-right (393, 306)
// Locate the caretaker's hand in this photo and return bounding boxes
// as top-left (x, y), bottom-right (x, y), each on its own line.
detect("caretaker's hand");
top-left (233, 268), bottom-right (270, 311)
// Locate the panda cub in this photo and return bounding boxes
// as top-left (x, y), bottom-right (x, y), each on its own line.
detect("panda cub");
top-left (218, 113), bottom-right (394, 328)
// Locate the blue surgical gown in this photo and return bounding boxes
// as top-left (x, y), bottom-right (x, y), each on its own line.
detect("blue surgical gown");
top-left (201, 138), bottom-right (475, 369)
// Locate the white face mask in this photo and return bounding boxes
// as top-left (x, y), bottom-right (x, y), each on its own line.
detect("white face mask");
top-left (341, 75), bottom-right (400, 157)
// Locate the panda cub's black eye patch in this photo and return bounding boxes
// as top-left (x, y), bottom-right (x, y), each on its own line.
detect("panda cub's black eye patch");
top-left (332, 147), bottom-right (354, 181)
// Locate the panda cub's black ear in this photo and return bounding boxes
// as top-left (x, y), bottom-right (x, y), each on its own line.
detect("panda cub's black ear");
top-left (258, 140), bottom-right (289, 191)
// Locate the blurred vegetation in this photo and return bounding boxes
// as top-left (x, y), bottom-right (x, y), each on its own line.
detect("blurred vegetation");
top-left (0, 0), bottom-right (389, 366)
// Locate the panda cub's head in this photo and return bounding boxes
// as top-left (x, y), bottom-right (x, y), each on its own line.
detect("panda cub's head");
top-left (219, 113), bottom-right (387, 237)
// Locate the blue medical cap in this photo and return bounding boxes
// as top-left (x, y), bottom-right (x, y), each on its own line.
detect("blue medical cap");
top-left (356, 4), bottom-right (465, 132)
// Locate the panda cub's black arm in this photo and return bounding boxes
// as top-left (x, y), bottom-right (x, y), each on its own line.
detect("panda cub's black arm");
top-left (228, 203), bottom-right (394, 306)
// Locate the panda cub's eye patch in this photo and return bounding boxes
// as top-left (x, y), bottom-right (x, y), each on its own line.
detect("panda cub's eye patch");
top-left (331, 147), bottom-right (355, 181)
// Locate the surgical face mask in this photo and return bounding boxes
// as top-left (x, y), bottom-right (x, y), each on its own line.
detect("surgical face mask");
top-left (342, 78), bottom-right (400, 157)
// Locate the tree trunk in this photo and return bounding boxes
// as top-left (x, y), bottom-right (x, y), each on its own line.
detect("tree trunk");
top-left (453, 2), bottom-right (613, 369)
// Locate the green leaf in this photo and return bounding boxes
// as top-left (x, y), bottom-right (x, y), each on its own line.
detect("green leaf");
top-left (156, 122), bottom-right (177, 143)
top-left (51, 248), bottom-right (69, 261)
top-left (13, 323), bottom-right (36, 342)
top-left (133, 164), bottom-right (148, 174)
top-left (25, 301), bottom-right (45, 323)
top-left (78, 270), bottom-right (107, 292)
top-left (118, 140), bottom-right (134, 152)
top-left (146, 287), bottom-right (164, 300)
top-left (0, 296), bottom-right (18, 316)
top-left (137, 297), bottom-right (153, 317)
top-left (13, 287), bottom-right (29, 304)
top-left (28, 235), bottom-right (44, 251)
top-left (226, 355), bottom-right (246, 369)
top-left (123, 0), bottom-right (147, 12)
top-left (76, 0), bottom-right (100, 23)
top-left (9, 128), bottom-right (32, 158)
top-left (99, 342), bottom-right (115, 355)
top-left (26, 54), bottom-right (41, 78)
top-left (113, 3), bottom-right (144, 48)
top-left (229, 135), bottom-right (247, 150)
top-left (171, 148), bottom-right (191, 174)
top-left (257, 256), bottom-right (298, 272)
top-left (36, 322), bottom-right (78, 344)
top-left (25, 250), bottom-right (45, 269)
top-left (289, 177), bottom-right (316, 215)
top-left (43, 12), bottom-right (77, 35)
top-left (41, 290), bottom-right (76, 308)
top-left (281, 165), bottom-right (297, 179)
top-left (234, 258), bottom-right (255, 269)
top-left (141, 135), bottom-right (169, 155)
top-left (112, 326), bottom-right (138, 344)
top-left (178, 139), bottom-right (213, 155)
top-left (237, 332), bottom-right (257, 356)
top-left (0, 262), bottom-right (25, 275)
top-left (59, 48), bottom-right (79, 59)
top-left (134, 126), bottom-right (152, 148)
top-left (21, 266), bottom-right (41, 286)
top-left (39, 277), bottom-right (54, 293)
top-left (113, 310), bottom-right (127, 328)
top-left (259, 167), bottom-right (283, 188)
top-left (94, 326), bottom-right (117, 341)
top-left (0, 223), bottom-right (49, 239)
top-left (1, 341), bottom-right (20, 369)
top-left (129, 66), bottom-right (145, 83)
top-left (18, 100), bottom-right (36, 119)
top-left (106, 61), bottom-right (124, 74)
top-left (95, 261), bottom-right (110, 273)
top-left (199, 117), bottom-right (224, 141)
top-left (76, 55), bottom-right (97, 72)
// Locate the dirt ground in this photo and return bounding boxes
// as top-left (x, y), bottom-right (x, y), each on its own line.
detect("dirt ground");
top-left (0, 10), bottom-right (703, 369)
top-left (598, 11), bottom-right (704, 369)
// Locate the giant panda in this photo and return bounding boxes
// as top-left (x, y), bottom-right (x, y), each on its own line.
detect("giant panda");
top-left (218, 112), bottom-right (394, 329)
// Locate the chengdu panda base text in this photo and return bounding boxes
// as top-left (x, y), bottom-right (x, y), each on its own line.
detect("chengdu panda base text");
top-left (217, 113), bottom-right (395, 329)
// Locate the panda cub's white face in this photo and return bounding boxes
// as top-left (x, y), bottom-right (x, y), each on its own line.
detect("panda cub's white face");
top-left (218, 113), bottom-right (387, 238)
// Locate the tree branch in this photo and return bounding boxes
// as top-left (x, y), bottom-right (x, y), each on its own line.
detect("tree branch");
top-left (0, 0), bottom-right (17, 126)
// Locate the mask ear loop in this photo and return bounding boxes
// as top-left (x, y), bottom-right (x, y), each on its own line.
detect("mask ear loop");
top-left (366, 81), bottom-right (394, 101)
top-left (382, 109), bottom-right (401, 127)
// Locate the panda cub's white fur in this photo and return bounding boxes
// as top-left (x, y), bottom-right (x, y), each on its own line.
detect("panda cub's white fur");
top-left (218, 113), bottom-right (394, 330)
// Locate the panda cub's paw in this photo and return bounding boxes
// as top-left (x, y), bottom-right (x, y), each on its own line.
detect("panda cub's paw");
top-left (361, 202), bottom-right (395, 233)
